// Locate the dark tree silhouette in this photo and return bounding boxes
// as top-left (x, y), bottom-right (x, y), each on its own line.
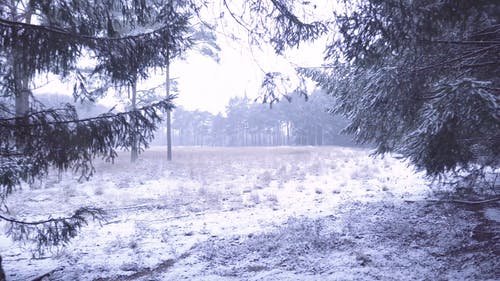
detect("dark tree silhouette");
top-left (0, 0), bottom-right (191, 258)
top-left (298, 0), bottom-right (499, 176)
top-left (230, 0), bottom-right (499, 178)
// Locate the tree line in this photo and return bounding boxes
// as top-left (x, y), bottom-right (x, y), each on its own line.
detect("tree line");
top-left (153, 91), bottom-right (356, 147)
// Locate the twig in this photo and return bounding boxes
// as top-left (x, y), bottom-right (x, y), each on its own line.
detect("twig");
top-left (222, 0), bottom-right (252, 34)
top-left (430, 39), bottom-right (500, 45)
top-left (415, 45), bottom-right (497, 72)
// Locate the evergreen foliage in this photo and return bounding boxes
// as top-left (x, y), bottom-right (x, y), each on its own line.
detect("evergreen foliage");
top-left (222, 0), bottom-right (327, 54)
top-left (0, 99), bottom-right (173, 194)
top-left (224, 0), bottom-right (498, 178)
top-left (0, 207), bottom-right (105, 256)
top-left (294, 0), bottom-right (500, 176)
top-left (0, 0), bottom-right (189, 254)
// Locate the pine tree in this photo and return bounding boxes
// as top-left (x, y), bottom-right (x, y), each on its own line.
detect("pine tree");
top-left (222, 0), bottom-right (499, 179)
top-left (301, 0), bottom-right (499, 177)
top-left (0, 0), bottom-right (191, 256)
top-left (90, 0), bottom-right (192, 162)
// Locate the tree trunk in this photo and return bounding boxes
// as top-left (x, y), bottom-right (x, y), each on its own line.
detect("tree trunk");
top-left (286, 122), bottom-right (291, 145)
top-left (4, 2), bottom-right (31, 277)
top-left (11, 1), bottom-right (32, 149)
top-left (12, 2), bottom-right (30, 117)
top-left (130, 80), bottom-right (139, 162)
top-left (15, 79), bottom-right (30, 117)
top-left (166, 59), bottom-right (172, 161)
top-left (165, 0), bottom-right (173, 160)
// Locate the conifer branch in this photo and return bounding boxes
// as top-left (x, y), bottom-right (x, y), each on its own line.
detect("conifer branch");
top-left (0, 207), bottom-right (105, 226)
top-left (2, 207), bottom-right (106, 256)
top-left (0, 17), bottom-right (174, 42)
top-left (430, 40), bottom-right (500, 45)
top-left (0, 98), bottom-right (175, 127)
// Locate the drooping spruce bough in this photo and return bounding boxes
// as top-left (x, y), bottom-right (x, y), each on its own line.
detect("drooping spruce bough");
top-left (0, 0), bottom-right (192, 254)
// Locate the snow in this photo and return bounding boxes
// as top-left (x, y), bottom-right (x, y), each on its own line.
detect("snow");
top-left (0, 146), bottom-right (498, 280)
top-left (484, 208), bottom-right (500, 223)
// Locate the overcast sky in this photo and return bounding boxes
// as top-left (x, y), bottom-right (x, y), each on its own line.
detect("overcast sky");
top-left (34, 1), bottom-right (330, 115)
top-left (172, 39), bottom-right (326, 114)
top-left (34, 37), bottom-right (325, 115)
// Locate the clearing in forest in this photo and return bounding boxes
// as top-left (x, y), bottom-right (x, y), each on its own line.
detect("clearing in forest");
top-left (1, 146), bottom-right (498, 280)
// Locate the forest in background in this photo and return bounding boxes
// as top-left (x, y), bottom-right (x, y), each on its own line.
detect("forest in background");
top-left (164, 90), bottom-right (355, 147)
top-left (38, 90), bottom-right (356, 148)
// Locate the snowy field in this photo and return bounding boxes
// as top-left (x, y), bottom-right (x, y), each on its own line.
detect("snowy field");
top-left (1, 146), bottom-right (498, 280)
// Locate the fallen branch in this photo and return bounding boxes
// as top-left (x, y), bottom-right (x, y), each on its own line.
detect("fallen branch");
top-left (404, 197), bottom-right (500, 205)
top-left (31, 267), bottom-right (64, 281)
top-left (93, 259), bottom-right (175, 281)
top-left (103, 208), bottom-right (242, 226)
top-left (106, 203), bottom-right (161, 212)
top-left (104, 213), bottom-right (191, 225)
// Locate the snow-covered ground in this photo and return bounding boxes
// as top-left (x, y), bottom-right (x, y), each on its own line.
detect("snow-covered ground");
top-left (1, 146), bottom-right (498, 280)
